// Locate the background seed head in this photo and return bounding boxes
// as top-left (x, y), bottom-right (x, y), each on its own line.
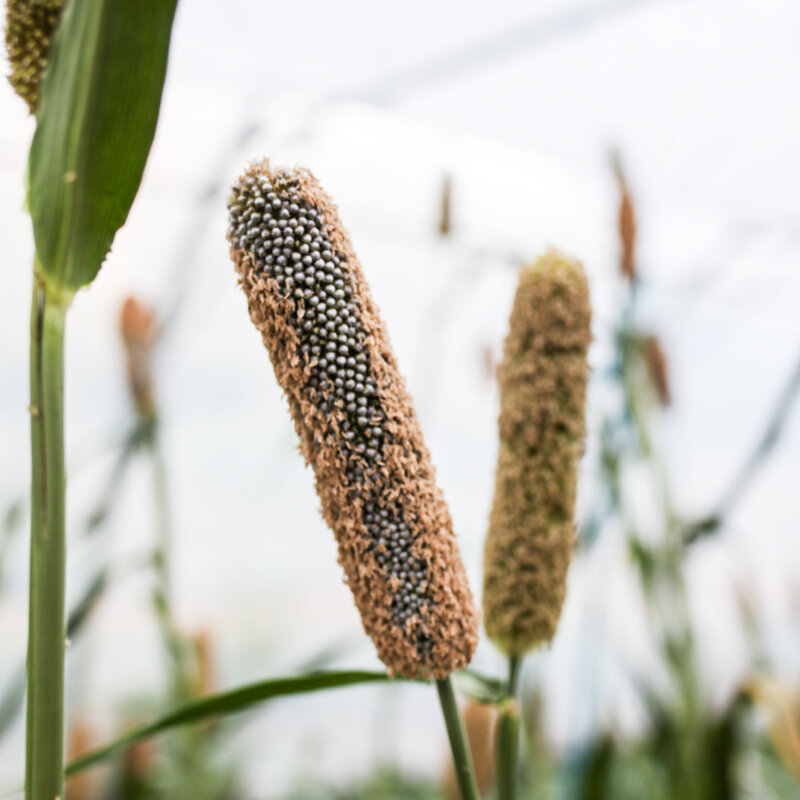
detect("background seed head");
top-left (227, 160), bottom-right (478, 678)
top-left (483, 250), bottom-right (592, 656)
top-left (5, 0), bottom-right (64, 114)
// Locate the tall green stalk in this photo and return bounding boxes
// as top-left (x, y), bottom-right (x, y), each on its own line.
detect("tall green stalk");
top-left (496, 655), bottom-right (522, 800)
top-left (26, 278), bottom-right (71, 800)
top-left (436, 677), bottom-right (480, 800)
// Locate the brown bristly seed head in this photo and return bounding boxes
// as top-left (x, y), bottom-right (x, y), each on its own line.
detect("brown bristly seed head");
top-left (226, 160), bottom-right (478, 679)
top-left (5, 0), bottom-right (63, 114)
top-left (482, 250), bottom-right (591, 656)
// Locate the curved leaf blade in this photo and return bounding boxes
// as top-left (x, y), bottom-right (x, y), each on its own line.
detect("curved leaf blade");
top-left (28, 0), bottom-right (178, 292)
top-left (66, 669), bottom-right (391, 775)
top-left (453, 669), bottom-right (507, 705)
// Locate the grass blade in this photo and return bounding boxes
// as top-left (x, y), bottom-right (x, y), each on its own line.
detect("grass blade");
top-left (66, 669), bottom-right (392, 775)
top-left (454, 669), bottom-right (507, 705)
top-left (28, 0), bottom-right (178, 291)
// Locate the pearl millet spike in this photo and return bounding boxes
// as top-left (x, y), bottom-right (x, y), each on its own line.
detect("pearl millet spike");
top-left (6, 0), bottom-right (64, 113)
top-left (227, 161), bottom-right (479, 679)
top-left (483, 251), bottom-right (591, 656)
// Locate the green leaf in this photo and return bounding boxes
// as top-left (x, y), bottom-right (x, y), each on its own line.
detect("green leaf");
top-left (452, 669), bottom-right (507, 705)
top-left (28, 0), bottom-right (178, 292)
top-left (66, 669), bottom-right (392, 775)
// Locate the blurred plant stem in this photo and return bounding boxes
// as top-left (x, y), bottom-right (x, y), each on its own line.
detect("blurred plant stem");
top-left (437, 677), bottom-right (481, 800)
top-left (145, 418), bottom-right (194, 700)
top-left (124, 293), bottom-right (222, 791)
top-left (618, 284), bottom-right (707, 800)
top-left (118, 296), bottom-right (194, 699)
top-left (496, 655), bottom-right (522, 800)
top-left (26, 278), bottom-right (71, 800)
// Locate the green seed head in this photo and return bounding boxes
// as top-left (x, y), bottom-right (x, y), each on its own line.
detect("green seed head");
top-left (227, 160), bottom-right (479, 679)
top-left (5, 0), bottom-right (64, 114)
top-left (482, 250), bottom-right (591, 656)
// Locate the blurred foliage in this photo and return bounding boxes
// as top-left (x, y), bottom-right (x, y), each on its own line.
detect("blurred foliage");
top-left (281, 768), bottom-right (449, 800)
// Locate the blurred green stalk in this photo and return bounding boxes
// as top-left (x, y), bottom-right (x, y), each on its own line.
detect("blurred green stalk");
top-left (26, 278), bottom-right (71, 800)
top-left (437, 677), bottom-right (480, 800)
top-left (496, 655), bottom-right (522, 800)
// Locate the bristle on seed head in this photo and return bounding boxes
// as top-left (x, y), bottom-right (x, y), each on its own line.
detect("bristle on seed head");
top-left (482, 251), bottom-right (591, 655)
top-left (5, 0), bottom-right (63, 114)
top-left (227, 160), bottom-right (479, 679)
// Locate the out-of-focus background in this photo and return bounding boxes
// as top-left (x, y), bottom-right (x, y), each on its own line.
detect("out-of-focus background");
top-left (2, 0), bottom-right (800, 797)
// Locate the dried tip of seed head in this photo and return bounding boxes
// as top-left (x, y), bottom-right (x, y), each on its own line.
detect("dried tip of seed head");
top-left (482, 250), bottom-right (591, 656)
top-left (227, 159), bottom-right (478, 678)
top-left (5, 0), bottom-right (64, 114)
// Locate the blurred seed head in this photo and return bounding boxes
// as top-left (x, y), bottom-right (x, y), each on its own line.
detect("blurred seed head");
top-left (612, 153), bottom-right (637, 281)
top-left (119, 296), bottom-right (157, 420)
top-left (745, 674), bottom-right (800, 784)
top-left (65, 719), bottom-right (95, 800)
top-left (438, 172), bottom-right (453, 237)
top-left (190, 629), bottom-right (214, 696)
top-left (642, 334), bottom-right (670, 407)
top-left (5, 0), bottom-right (64, 113)
top-left (124, 737), bottom-right (158, 785)
top-left (483, 251), bottom-right (591, 655)
top-left (227, 160), bottom-right (478, 678)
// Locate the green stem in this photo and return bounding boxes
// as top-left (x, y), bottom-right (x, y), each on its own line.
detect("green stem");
top-left (150, 428), bottom-right (172, 610)
top-left (508, 654), bottom-right (521, 697)
top-left (26, 279), bottom-right (70, 800)
top-left (148, 425), bottom-right (194, 701)
top-left (436, 676), bottom-right (481, 800)
top-left (496, 655), bottom-right (522, 800)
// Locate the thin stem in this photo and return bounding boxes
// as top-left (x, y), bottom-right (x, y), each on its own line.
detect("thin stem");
top-left (150, 426), bottom-right (172, 609)
top-left (26, 279), bottom-right (70, 800)
top-left (496, 655), bottom-right (523, 800)
top-left (436, 676), bottom-right (480, 800)
top-left (148, 424), bottom-right (193, 700)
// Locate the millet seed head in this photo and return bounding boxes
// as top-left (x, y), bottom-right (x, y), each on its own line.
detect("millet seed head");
top-left (482, 250), bottom-right (591, 656)
top-left (5, 0), bottom-right (63, 114)
top-left (226, 160), bottom-right (479, 679)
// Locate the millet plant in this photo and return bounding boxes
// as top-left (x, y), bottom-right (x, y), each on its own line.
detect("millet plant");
top-left (7, 0), bottom-right (178, 797)
top-left (482, 251), bottom-right (592, 800)
top-left (227, 161), bottom-right (481, 799)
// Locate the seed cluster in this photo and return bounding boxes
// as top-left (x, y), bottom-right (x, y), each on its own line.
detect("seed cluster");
top-left (227, 161), bottom-right (478, 678)
top-left (482, 251), bottom-right (591, 656)
top-left (5, 0), bottom-right (63, 114)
